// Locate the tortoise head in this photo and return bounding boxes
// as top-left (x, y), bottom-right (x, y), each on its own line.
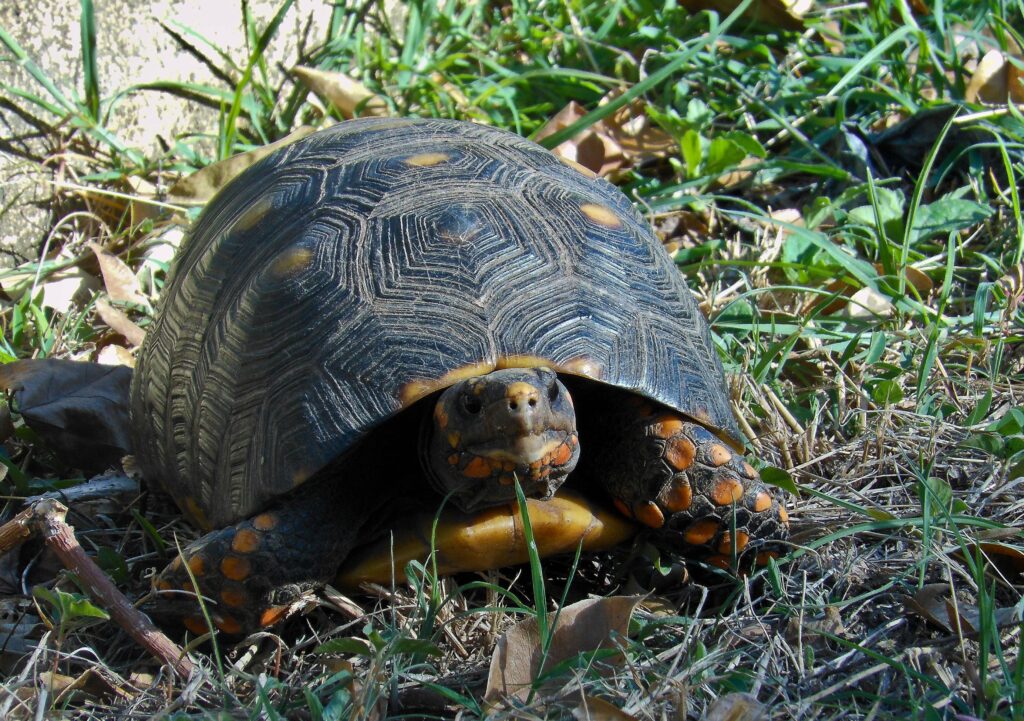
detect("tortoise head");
top-left (424, 367), bottom-right (579, 512)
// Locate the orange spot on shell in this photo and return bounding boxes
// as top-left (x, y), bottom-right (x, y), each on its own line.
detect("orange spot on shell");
top-left (260, 605), bottom-right (290, 627)
top-left (718, 531), bottom-right (750, 554)
top-left (253, 513), bottom-right (278, 531)
top-left (448, 454), bottom-right (459, 465)
top-left (499, 474), bottom-right (515, 486)
top-left (447, 432), bottom-right (461, 448)
top-left (613, 499), bottom-right (633, 519)
top-left (663, 478), bottom-right (692, 512)
top-left (742, 462), bottom-right (757, 479)
top-left (215, 615), bottom-right (242, 634)
top-left (778, 506), bottom-right (790, 525)
top-left (463, 456), bottom-right (493, 479)
top-left (183, 617), bottom-right (208, 635)
top-left (709, 444), bottom-right (733, 467)
top-left (220, 556), bottom-right (251, 581)
top-left (666, 436), bottom-right (696, 472)
top-left (155, 579), bottom-right (174, 592)
top-left (405, 152), bottom-right (449, 167)
top-left (187, 555), bottom-right (206, 576)
top-left (753, 492), bottom-right (773, 513)
top-left (711, 477), bottom-right (744, 506)
top-left (755, 551), bottom-right (779, 566)
top-left (502, 461), bottom-right (516, 472)
top-left (635, 501), bottom-right (665, 529)
top-left (580, 202), bottom-right (622, 228)
top-left (221, 588), bottom-right (247, 608)
top-left (231, 529), bottom-right (261, 553)
top-left (684, 518), bottom-right (720, 546)
top-left (650, 414), bottom-right (685, 439)
top-left (169, 556), bottom-right (182, 572)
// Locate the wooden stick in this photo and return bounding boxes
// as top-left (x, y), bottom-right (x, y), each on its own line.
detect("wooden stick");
top-left (2, 498), bottom-right (196, 677)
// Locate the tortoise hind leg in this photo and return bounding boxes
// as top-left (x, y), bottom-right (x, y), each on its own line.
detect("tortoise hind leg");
top-left (586, 402), bottom-right (788, 566)
top-left (150, 476), bottom-right (375, 635)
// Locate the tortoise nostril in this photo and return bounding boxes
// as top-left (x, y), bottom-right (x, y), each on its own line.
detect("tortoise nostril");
top-left (528, 398), bottom-right (537, 407)
top-left (509, 400), bottom-right (518, 410)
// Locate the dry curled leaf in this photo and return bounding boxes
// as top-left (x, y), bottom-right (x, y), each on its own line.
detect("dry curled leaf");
top-left (966, 49), bottom-right (1024, 104)
top-left (0, 359), bottom-right (133, 473)
top-left (169, 125), bottom-right (317, 203)
top-left (572, 694), bottom-right (639, 721)
top-left (904, 583), bottom-right (1020, 636)
top-left (485, 596), bottom-right (642, 705)
top-left (293, 66), bottom-right (388, 118)
top-left (534, 92), bottom-right (675, 177)
top-left (95, 297), bottom-right (146, 348)
top-left (87, 242), bottom-right (150, 310)
top-left (705, 693), bottom-right (769, 721)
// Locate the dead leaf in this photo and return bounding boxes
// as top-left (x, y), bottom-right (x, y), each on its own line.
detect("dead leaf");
top-left (169, 125), bottom-right (317, 203)
top-left (95, 297), bottom-right (146, 347)
top-left (96, 344), bottom-right (137, 368)
top-left (784, 606), bottom-right (845, 649)
top-left (39, 270), bottom-right (101, 314)
top-left (572, 694), bottom-right (639, 721)
top-left (845, 286), bottom-right (894, 319)
top-left (680, 0), bottom-right (809, 31)
top-left (40, 667), bottom-right (128, 706)
top-left (87, 242), bottom-right (150, 311)
top-left (293, 66), bottom-right (389, 118)
top-left (534, 92), bottom-right (676, 177)
top-left (0, 359), bottom-right (133, 473)
top-left (953, 541), bottom-right (1024, 580)
top-left (966, 49), bottom-right (1024, 104)
top-left (535, 101), bottom-right (625, 177)
top-left (904, 584), bottom-right (1020, 636)
top-left (705, 693), bottom-right (769, 721)
top-left (485, 595), bottom-right (642, 705)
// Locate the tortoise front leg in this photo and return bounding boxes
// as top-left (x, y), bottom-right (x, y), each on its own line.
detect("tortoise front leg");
top-left (588, 402), bottom-right (788, 566)
top-left (150, 477), bottom-right (374, 635)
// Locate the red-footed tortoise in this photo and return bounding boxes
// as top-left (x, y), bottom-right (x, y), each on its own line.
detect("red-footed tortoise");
top-left (133, 118), bottom-right (788, 635)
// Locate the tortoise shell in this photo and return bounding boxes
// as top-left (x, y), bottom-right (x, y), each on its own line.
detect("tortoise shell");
top-left (130, 118), bottom-right (738, 530)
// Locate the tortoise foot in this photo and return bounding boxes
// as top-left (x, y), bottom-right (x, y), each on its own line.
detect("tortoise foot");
top-left (150, 479), bottom-right (371, 635)
top-left (595, 410), bottom-right (789, 567)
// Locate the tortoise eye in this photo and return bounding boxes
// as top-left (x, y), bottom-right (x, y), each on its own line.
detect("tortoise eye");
top-left (462, 395), bottom-right (482, 414)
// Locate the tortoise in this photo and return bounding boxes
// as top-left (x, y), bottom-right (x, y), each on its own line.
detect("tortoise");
top-left (133, 117), bottom-right (788, 635)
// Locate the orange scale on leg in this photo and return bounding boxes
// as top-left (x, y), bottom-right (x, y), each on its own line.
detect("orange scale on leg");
top-left (634, 501), bottom-right (665, 529)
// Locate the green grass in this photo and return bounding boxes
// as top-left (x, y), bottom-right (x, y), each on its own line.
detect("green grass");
top-left (1, 0), bottom-right (1023, 719)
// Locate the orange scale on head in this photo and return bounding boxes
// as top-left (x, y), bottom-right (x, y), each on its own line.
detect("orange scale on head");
top-left (463, 456), bottom-right (493, 479)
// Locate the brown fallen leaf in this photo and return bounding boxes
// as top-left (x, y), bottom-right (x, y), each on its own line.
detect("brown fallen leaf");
top-left (485, 595), bottom-right (642, 706)
top-left (0, 359), bottom-right (133, 473)
top-left (705, 692), bottom-right (769, 721)
top-left (293, 66), bottom-right (389, 119)
top-left (784, 605), bottom-right (845, 649)
top-left (534, 93), bottom-right (676, 177)
top-left (904, 583), bottom-right (1020, 636)
top-left (953, 541), bottom-right (1024, 580)
top-left (87, 242), bottom-right (150, 311)
top-left (169, 125), bottom-right (317, 203)
top-left (572, 694), bottom-right (639, 721)
top-left (680, 0), bottom-right (809, 31)
top-left (95, 297), bottom-right (146, 348)
top-left (38, 270), bottom-right (101, 314)
top-left (96, 344), bottom-right (137, 368)
top-left (966, 49), bottom-right (1024, 104)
